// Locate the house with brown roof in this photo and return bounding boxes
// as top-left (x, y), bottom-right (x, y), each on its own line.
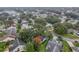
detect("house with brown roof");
top-left (33, 35), bottom-right (46, 44)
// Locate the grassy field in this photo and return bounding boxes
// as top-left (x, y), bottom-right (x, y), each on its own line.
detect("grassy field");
top-left (0, 42), bottom-right (8, 52)
top-left (62, 40), bottom-right (72, 52)
top-left (63, 34), bottom-right (79, 39)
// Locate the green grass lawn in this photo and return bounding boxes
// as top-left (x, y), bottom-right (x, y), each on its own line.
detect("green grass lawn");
top-left (62, 40), bottom-right (72, 52)
top-left (39, 39), bottom-right (49, 52)
top-left (63, 34), bottom-right (79, 39)
top-left (0, 42), bottom-right (8, 52)
top-left (74, 42), bottom-right (79, 47)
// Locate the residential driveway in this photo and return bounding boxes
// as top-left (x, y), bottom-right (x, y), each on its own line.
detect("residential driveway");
top-left (46, 39), bottom-right (60, 52)
top-left (9, 38), bottom-right (25, 52)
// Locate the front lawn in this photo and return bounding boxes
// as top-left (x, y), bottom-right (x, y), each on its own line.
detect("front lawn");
top-left (63, 34), bottom-right (79, 39)
top-left (0, 42), bottom-right (8, 52)
top-left (62, 40), bottom-right (72, 52)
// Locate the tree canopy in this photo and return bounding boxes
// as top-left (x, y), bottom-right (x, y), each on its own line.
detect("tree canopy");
top-left (46, 16), bottom-right (61, 24)
top-left (53, 23), bottom-right (68, 35)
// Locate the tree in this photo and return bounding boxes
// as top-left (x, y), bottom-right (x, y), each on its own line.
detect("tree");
top-left (54, 23), bottom-right (68, 35)
top-left (0, 21), bottom-right (4, 26)
top-left (24, 42), bottom-right (35, 52)
top-left (16, 23), bottom-right (21, 33)
top-left (46, 16), bottom-right (61, 24)
top-left (19, 29), bottom-right (34, 43)
top-left (32, 24), bottom-right (45, 35)
top-left (74, 21), bottom-right (79, 30)
top-left (32, 23), bottom-right (53, 40)
top-left (34, 18), bottom-right (47, 26)
top-left (63, 22), bottom-right (73, 29)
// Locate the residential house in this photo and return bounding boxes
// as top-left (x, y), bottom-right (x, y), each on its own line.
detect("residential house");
top-left (6, 24), bottom-right (16, 36)
top-left (33, 35), bottom-right (46, 44)
top-left (2, 35), bottom-right (16, 42)
top-left (21, 20), bottom-right (29, 29)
